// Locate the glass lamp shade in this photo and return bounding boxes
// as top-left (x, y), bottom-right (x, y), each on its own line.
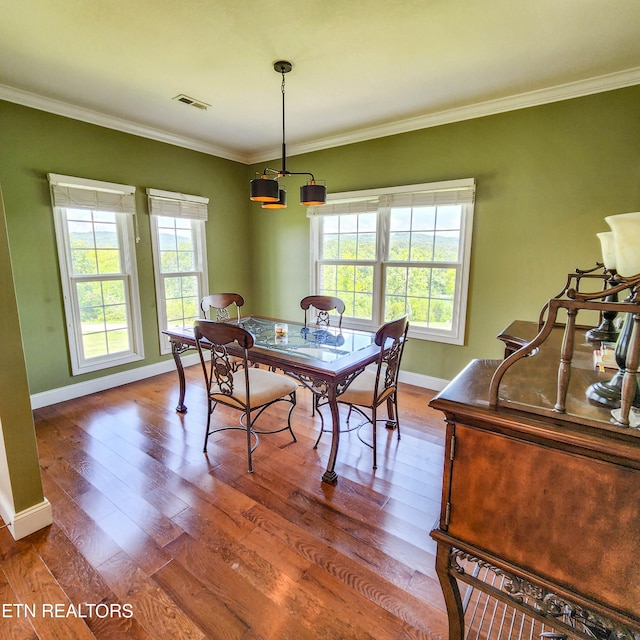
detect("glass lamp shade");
top-left (261, 189), bottom-right (287, 209)
top-left (597, 231), bottom-right (617, 270)
top-left (250, 176), bottom-right (279, 202)
top-left (300, 181), bottom-right (327, 206)
top-left (605, 212), bottom-right (640, 276)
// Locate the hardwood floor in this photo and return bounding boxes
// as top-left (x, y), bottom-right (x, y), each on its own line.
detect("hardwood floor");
top-left (0, 365), bottom-right (449, 640)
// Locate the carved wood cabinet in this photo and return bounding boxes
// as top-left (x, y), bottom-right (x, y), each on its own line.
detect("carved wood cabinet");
top-left (429, 323), bottom-right (640, 640)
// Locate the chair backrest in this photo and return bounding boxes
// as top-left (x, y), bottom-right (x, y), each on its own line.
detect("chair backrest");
top-left (200, 293), bottom-right (245, 322)
top-left (300, 295), bottom-right (346, 328)
top-left (373, 315), bottom-right (409, 399)
top-left (194, 319), bottom-right (253, 403)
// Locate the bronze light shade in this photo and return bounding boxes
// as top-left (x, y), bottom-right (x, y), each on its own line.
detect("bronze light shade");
top-left (250, 176), bottom-right (279, 202)
top-left (261, 189), bottom-right (287, 209)
top-left (300, 181), bottom-right (327, 206)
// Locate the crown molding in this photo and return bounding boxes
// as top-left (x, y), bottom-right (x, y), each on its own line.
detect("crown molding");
top-left (0, 84), bottom-right (250, 163)
top-left (248, 66), bottom-right (640, 164)
top-left (2, 67), bottom-right (639, 167)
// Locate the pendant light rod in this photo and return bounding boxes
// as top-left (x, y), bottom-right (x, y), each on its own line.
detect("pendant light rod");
top-left (249, 60), bottom-right (327, 207)
top-left (280, 61), bottom-right (288, 176)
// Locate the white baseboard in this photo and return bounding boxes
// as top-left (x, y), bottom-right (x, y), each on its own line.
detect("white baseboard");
top-left (2, 498), bottom-right (52, 540)
top-left (30, 353), bottom-right (201, 409)
top-left (398, 369), bottom-right (449, 392)
top-left (30, 353), bottom-right (447, 410)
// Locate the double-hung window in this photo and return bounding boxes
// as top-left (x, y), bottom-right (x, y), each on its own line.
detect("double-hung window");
top-left (49, 173), bottom-right (144, 374)
top-left (147, 188), bottom-right (209, 354)
top-left (309, 178), bottom-right (475, 344)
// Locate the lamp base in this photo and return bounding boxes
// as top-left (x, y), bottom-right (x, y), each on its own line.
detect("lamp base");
top-left (586, 370), bottom-right (640, 409)
top-left (585, 321), bottom-right (619, 343)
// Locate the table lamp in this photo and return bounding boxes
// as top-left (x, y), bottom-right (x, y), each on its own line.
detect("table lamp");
top-left (586, 213), bottom-right (640, 415)
top-left (585, 231), bottom-right (619, 342)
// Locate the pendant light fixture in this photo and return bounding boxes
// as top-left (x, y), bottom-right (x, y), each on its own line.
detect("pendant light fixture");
top-left (250, 61), bottom-right (327, 209)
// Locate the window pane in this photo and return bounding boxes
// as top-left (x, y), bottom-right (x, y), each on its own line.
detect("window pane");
top-left (68, 220), bottom-right (94, 245)
top-left (322, 234), bottom-right (339, 259)
top-left (384, 295), bottom-right (407, 322)
top-left (384, 265), bottom-right (458, 329)
top-left (413, 206), bottom-right (436, 229)
top-left (431, 268), bottom-right (456, 298)
top-left (354, 265), bottom-right (374, 292)
top-left (323, 216), bottom-right (339, 234)
top-left (339, 215), bottom-right (358, 233)
top-left (319, 263), bottom-right (374, 321)
top-left (434, 231), bottom-right (460, 262)
top-left (409, 232), bottom-right (435, 262)
top-left (76, 278), bottom-right (130, 359)
top-left (429, 299), bottom-right (454, 330)
top-left (102, 280), bottom-right (126, 304)
top-left (320, 264), bottom-right (337, 290)
top-left (177, 250), bottom-right (195, 271)
top-left (82, 331), bottom-right (108, 359)
top-left (106, 328), bottom-right (130, 354)
top-left (159, 228), bottom-right (177, 251)
top-left (357, 233), bottom-right (376, 260)
top-left (94, 222), bottom-right (118, 248)
top-left (436, 206), bottom-right (461, 230)
top-left (338, 234), bottom-right (357, 259)
top-left (390, 208), bottom-right (411, 231)
top-left (353, 292), bottom-right (373, 319)
top-left (164, 275), bottom-right (199, 329)
top-left (71, 249), bottom-right (98, 275)
top-left (407, 296), bottom-right (429, 324)
top-left (389, 232), bottom-right (410, 261)
top-left (93, 211), bottom-right (116, 224)
top-left (336, 265), bottom-right (355, 292)
top-left (359, 213), bottom-right (376, 232)
top-left (160, 251), bottom-right (178, 272)
top-left (96, 249), bottom-right (121, 274)
top-left (386, 266), bottom-right (407, 296)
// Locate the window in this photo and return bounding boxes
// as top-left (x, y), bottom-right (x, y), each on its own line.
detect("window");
top-left (49, 173), bottom-right (144, 374)
top-left (309, 179), bottom-right (475, 344)
top-left (147, 188), bottom-right (209, 354)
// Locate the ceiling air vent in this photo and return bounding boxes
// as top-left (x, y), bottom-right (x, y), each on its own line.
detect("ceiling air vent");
top-left (173, 94), bottom-right (211, 111)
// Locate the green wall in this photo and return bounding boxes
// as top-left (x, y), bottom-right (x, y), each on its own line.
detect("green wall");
top-left (1, 86), bottom-right (639, 399)
top-left (0, 101), bottom-right (251, 394)
top-left (249, 85), bottom-right (640, 380)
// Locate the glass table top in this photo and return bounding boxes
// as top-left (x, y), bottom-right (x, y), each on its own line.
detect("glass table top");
top-left (234, 316), bottom-right (375, 364)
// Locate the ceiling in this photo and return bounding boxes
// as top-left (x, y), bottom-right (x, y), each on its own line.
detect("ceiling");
top-left (1, 0), bottom-right (640, 164)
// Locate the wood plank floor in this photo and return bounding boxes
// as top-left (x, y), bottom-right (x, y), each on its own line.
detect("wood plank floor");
top-left (0, 365), bottom-right (450, 640)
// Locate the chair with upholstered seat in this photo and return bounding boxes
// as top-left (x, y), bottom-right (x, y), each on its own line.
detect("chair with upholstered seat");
top-left (315, 315), bottom-right (408, 469)
top-left (201, 293), bottom-right (246, 370)
top-left (300, 295), bottom-right (346, 415)
top-left (194, 319), bottom-right (298, 473)
top-left (300, 295), bottom-right (345, 329)
top-left (200, 293), bottom-right (245, 322)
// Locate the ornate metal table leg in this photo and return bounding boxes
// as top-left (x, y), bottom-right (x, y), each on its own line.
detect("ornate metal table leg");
top-left (170, 338), bottom-right (189, 413)
top-left (321, 383), bottom-right (340, 485)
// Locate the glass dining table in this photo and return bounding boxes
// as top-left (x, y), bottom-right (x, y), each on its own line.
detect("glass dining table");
top-left (163, 316), bottom-right (383, 484)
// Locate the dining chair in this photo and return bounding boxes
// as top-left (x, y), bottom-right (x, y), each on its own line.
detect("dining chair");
top-left (301, 294), bottom-right (346, 415)
top-left (314, 315), bottom-right (409, 469)
top-left (201, 293), bottom-right (246, 370)
top-left (194, 319), bottom-right (298, 473)
top-left (300, 295), bottom-right (346, 329)
top-left (200, 293), bottom-right (245, 322)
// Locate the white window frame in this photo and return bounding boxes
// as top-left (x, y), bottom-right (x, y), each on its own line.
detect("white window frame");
top-left (309, 178), bottom-right (475, 345)
top-left (147, 188), bottom-right (209, 355)
top-left (49, 173), bottom-right (144, 375)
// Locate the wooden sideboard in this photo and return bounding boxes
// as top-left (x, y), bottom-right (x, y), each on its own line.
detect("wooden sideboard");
top-left (429, 322), bottom-right (640, 640)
